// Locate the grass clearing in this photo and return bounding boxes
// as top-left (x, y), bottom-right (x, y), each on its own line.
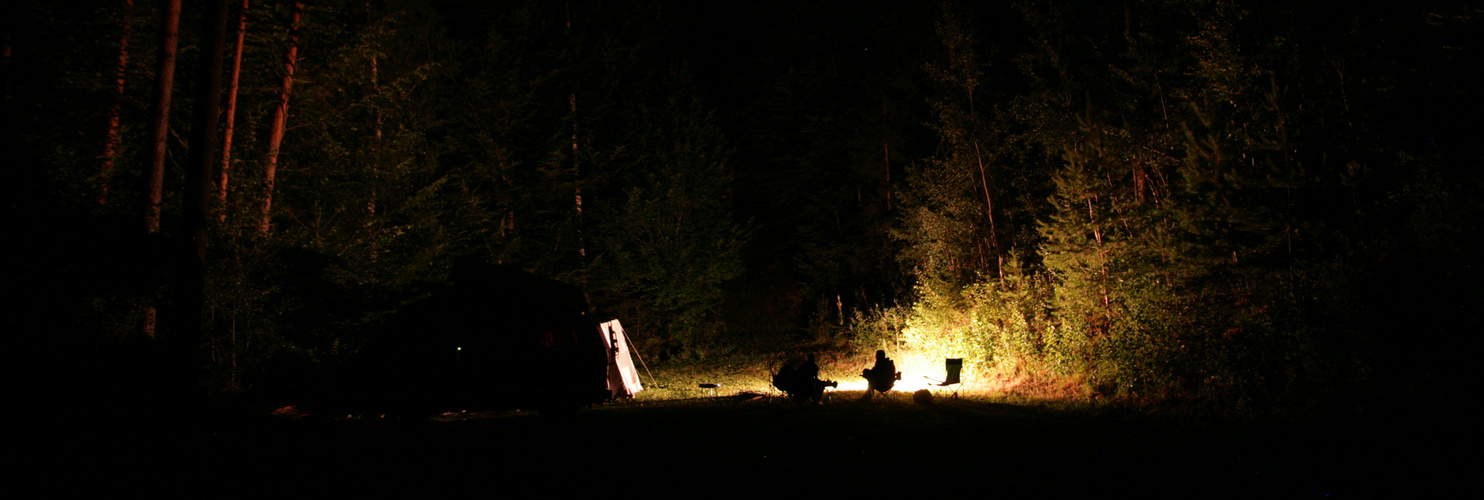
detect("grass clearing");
top-left (629, 349), bottom-right (1083, 408)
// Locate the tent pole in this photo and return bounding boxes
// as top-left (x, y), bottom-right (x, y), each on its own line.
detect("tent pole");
top-left (623, 327), bottom-right (658, 388)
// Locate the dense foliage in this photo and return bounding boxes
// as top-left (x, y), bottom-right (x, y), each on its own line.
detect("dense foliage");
top-left (889, 1), bottom-right (1481, 412)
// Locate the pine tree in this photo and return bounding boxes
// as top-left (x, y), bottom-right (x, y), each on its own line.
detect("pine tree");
top-left (590, 71), bottom-right (746, 356)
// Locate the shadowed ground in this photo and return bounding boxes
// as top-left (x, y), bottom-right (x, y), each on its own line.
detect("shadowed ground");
top-left (31, 390), bottom-right (1462, 497)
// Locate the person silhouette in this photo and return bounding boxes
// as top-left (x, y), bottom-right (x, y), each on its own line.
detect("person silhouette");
top-left (773, 354), bottom-right (836, 403)
top-left (861, 350), bottom-right (900, 396)
top-left (800, 354), bottom-right (819, 381)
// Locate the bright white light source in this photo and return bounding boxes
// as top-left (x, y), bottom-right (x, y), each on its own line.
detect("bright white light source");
top-left (829, 350), bottom-right (969, 395)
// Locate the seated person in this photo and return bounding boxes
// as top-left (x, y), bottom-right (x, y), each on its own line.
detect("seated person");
top-left (773, 354), bottom-right (836, 403)
top-left (861, 350), bottom-right (901, 394)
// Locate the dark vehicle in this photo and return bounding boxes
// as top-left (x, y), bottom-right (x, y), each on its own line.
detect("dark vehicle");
top-left (346, 261), bottom-right (610, 417)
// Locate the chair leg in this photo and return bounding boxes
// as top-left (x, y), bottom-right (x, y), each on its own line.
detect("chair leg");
top-left (929, 384), bottom-right (961, 400)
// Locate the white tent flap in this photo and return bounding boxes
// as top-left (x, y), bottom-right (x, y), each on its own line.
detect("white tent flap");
top-left (600, 319), bottom-right (643, 398)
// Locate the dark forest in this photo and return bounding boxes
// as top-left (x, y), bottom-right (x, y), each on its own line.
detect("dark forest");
top-left (5, 0), bottom-right (1481, 424)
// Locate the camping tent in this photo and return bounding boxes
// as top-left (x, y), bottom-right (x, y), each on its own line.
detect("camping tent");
top-left (600, 319), bottom-right (644, 398)
top-left (347, 261), bottom-right (611, 415)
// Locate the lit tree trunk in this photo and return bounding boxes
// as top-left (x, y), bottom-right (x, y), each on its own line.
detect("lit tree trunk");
top-left (217, 0), bottom-right (247, 223)
top-left (366, 27), bottom-right (380, 260)
top-left (973, 138), bottom-right (1002, 280)
top-left (572, 92), bottom-right (584, 258)
top-left (144, 0), bottom-right (181, 235)
top-left (141, 0), bottom-right (181, 338)
top-left (257, 1), bottom-right (301, 234)
top-left (966, 86), bottom-right (1001, 280)
top-left (176, 0), bottom-right (229, 347)
top-left (367, 29), bottom-right (380, 218)
top-left (1088, 196), bottom-right (1110, 318)
top-left (98, 0), bottom-right (134, 206)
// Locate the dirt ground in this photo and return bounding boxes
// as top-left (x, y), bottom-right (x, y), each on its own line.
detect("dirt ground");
top-left (27, 389), bottom-right (1463, 497)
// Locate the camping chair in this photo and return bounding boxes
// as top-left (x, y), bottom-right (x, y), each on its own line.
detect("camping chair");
top-left (923, 358), bottom-right (963, 399)
top-left (867, 370), bottom-right (903, 401)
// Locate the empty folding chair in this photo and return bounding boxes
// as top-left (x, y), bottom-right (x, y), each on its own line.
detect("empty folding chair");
top-left (923, 358), bottom-right (963, 399)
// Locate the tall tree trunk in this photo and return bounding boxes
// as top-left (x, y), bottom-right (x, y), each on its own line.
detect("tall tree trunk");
top-left (175, 0), bottom-right (229, 356)
top-left (571, 92), bottom-right (584, 258)
top-left (257, 1), bottom-right (302, 234)
top-left (144, 0), bottom-right (181, 235)
top-left (212, 0), bottom-right (248, 390)
top-left (218, 0), bottom-right (247, 223)
top-left (968, 91), bottom-right (1002, 280)
top-left (365, 2), bottom-right (380, 217)
top-left (366, 30), bottom-right (382, 259)
top-left (567, 2), bottom-right (584, 259)
top-left (141, 0), bottom-right (181, 338)
top-left (98, 0), bottom-right (134, 206)
top-left (368, 58), bottom-right (379, 217)
top-left (972, 140), bottom-right (1001, 280)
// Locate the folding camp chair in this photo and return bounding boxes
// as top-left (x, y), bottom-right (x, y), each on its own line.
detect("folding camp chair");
top-left (866, 370), bottom-right (902, 401)
top-left (923, 358), bottom-right (963, 399)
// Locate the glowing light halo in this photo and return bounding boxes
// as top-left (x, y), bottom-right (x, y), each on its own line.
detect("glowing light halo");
top-left (831, 378), bottom-right (936, 393)
top-left (824, 347), bottom-right (975, 395)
